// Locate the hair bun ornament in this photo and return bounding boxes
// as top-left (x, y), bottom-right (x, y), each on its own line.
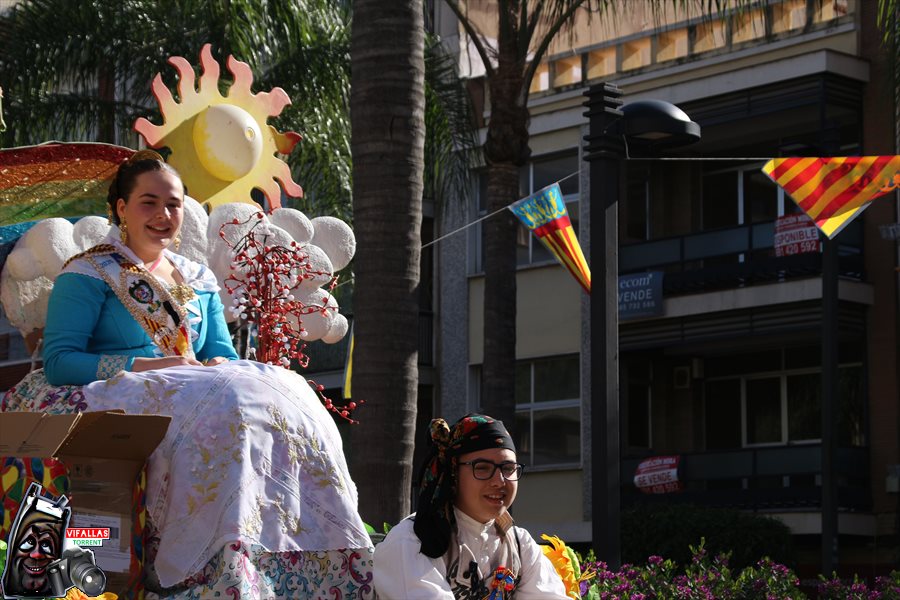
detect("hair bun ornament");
top-left (126, 149), bottom-right (165, 164)
top-left (430, 418), bottom-right (450, 445)
top-left (429, 418), bottom-right (451, 458)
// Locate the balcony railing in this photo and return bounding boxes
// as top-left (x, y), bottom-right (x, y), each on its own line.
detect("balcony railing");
top-left (622, 445), bottom-right (870, 512)
top-left (619, 219), bottom-right (864, 296)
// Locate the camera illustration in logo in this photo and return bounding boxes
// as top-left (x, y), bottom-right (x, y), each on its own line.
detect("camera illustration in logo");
top-left (46, 547), bottom-right (106, 598)
top-left (1, 482), bottom-right (107, 599)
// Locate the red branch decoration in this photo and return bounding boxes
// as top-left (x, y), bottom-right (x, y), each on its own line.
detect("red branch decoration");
top-left (220, 212), bottom-right (362, 422)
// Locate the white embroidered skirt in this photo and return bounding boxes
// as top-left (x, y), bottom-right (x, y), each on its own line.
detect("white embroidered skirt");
top-left (4, 360), bottom-right (372, 589)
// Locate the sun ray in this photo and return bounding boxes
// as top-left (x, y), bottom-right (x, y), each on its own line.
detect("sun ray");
top-left (272, 160), bottom-right (303, 197)
top-left (169, 56), bottom-right (196, 100)
top-left (133, 44), bottom-right (303, 210)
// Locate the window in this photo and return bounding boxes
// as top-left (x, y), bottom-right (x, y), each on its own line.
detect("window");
top-left (0, 307), bottom-right (31, 365)
top-left (625, 357), bottom-right (652, 449)
top-left (745, 377), bottom-right (781, 444)
top-left (514, 354), bottom-right (581, 468)
top-left (701, 163), bottom-right (785, 231)
top-left (469, 151), bottom-right (580, 273)
top-left (704, 353), bottom-right (864, 449)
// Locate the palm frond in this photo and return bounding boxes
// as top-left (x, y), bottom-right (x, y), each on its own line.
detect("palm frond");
top-left (0, 0), bottom-right (476, 227)
top-left (424, 34), bottom-right (481, 211)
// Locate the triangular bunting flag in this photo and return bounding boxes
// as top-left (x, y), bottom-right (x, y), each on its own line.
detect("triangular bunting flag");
top-left (762, 156), bottom-right (900, 238)
top-left (509, 183), bottom-right (591, 293)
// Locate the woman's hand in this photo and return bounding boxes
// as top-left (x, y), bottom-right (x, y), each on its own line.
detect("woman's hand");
top-left (202, 356), bottom-right (229, 367)
top-left (131, 356), bottom-right (203, 372)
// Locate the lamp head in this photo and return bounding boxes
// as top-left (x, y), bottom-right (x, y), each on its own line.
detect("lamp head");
top-left (619, 99), bottom-right (701, 150)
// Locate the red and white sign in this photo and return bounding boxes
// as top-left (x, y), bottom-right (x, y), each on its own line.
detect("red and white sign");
top-left (774, 214), bottom-right (820, 257)
top-left (66, 527), bottom-right (110, 539)
top-left (634, 455), bottom-right (682, 494)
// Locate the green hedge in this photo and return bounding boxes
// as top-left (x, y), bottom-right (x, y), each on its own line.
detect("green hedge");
top-left (620, 503), bottom-right (794, 568)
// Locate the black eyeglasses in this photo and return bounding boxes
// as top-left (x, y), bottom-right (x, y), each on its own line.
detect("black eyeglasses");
top-left (459, 459), bottom-right (525, 481)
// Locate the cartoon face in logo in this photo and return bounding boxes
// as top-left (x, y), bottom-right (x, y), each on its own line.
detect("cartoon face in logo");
top-left (2, 483), bottom-right (69, 599)
top-left (128, 280), bottom-right (155, 305)
top-left (5, 516), bottom-right (62, 594)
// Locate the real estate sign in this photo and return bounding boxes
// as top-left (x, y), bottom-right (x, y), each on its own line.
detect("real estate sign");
top-left (618, 272), bottom-right (663, 320)
top-left (774, 214), bottom-right (820, 257)
top-left (634, 455), bottom-right (682, 494)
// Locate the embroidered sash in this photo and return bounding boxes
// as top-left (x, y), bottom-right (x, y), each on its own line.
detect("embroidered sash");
top-left (74, 244), bottom-right (195, 359)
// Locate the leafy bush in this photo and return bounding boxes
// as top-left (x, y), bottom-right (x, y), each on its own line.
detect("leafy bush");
top-left (621, 503), bottom-right (794, 568)
top-left (818, 571), bottom-right (900, 599)
top-left (583, 539), bottom-right (805, 599)
top-left (571, 541), bottom-right (900, 600)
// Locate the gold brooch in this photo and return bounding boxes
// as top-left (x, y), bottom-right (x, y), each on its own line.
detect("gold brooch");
top-left (169, 283), bottom-right (197, 305)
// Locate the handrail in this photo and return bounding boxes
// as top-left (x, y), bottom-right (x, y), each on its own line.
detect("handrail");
top-left (620, 218), bottom-right (864, 274)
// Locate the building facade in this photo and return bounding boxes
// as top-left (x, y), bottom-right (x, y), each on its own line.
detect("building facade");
top-left (433, 0), bottom-right (899, 573)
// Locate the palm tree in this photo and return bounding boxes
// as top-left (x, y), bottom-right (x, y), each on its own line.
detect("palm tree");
top-left (442, 0), bottom-right (746, 435)
top-left (877, 0), bottom-right (899, 159)
top-left (348, 0), bottom-right (427, 524)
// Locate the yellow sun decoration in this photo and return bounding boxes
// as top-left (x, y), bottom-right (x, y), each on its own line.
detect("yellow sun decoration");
top-left (134, 43), bottom-right (303, 209)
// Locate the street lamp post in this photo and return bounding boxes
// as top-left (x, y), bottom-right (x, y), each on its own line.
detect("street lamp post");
top-left (583, 83), bottom-right (700, 568)
top-left (583, 82), bottom-right (625, 568)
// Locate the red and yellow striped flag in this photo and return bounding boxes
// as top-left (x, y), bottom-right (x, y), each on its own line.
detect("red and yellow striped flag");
top-left (762, 156), bottom-right (900, 238)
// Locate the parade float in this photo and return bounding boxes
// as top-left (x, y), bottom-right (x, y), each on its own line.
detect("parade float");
top-left (0, 45), bottom-right (360, 599)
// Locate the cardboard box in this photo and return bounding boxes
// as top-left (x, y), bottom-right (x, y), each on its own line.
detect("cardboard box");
top-left (0, 410), bottom-right (171, 596)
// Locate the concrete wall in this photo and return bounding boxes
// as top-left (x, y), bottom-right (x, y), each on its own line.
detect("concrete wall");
top-left (468, 266), bottom-right (583, 364)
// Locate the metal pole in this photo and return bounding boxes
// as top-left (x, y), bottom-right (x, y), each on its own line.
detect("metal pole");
top-left (821, 236), bottom-right (838, 575)
top-left (583, 83), bottom-right (623, 569)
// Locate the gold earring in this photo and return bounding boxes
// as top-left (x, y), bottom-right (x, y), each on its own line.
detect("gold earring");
top-left (106, 205), bottom-right (113, 225)
top-left (120, 219), bottom-right (128, 244)
top-left (174, 235), bottom-right (181, 251)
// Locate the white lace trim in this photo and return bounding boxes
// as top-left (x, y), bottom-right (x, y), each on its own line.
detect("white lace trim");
top-left (62, 231), bottom-right (221, 293)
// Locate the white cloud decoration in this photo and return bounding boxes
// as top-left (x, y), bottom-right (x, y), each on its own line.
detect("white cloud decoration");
top-left (0, 202), bottom-right (354, 347)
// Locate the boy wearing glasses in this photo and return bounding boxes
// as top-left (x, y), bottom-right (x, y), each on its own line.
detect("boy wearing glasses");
top-left (373, 414), bottom-right (568, 599)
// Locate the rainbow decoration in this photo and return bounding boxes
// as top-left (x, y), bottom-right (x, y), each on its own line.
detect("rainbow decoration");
top-left (762, 156), bottom-right (900, 239)
top-left (0, 142), bottom-right (134, 228)
top-left (509, 183), bottom-right (591, 293)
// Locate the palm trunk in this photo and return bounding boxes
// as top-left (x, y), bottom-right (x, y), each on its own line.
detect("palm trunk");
top-left (98, 64), bottom-right (116, 143)
top-left (479, 25), bottom-right (531, 436)
top-left (481, 161), bottom-right (520, 430)
top-left (349, 0), bottom-right (425, 524)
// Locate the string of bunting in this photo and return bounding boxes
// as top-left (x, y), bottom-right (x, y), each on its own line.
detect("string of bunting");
top-left (423, 156), bottom-right (900, 294)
